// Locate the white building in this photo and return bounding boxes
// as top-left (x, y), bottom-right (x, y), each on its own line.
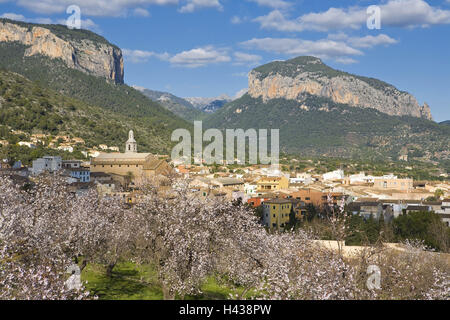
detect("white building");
top-left (18, 141), bottom-right (36, 149)
top-left (244, 183), bottom-right (258, 195)
top-left (322, 169), bottom-right (345, 181)
top-left (32, 156), bottom-right (62, 175)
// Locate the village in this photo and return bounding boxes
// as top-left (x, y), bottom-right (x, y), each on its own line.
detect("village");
top-left (1, 130), bottom-right (450, 231)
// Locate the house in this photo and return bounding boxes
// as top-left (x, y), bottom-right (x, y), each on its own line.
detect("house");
top-left (290, 199), bottom-right (308, 221)
top-left (373, 176), bottom-right (413, 191)
top-left (90, 131), bottom-right (172, 184)
top-left (58, 144), bottom-right (74, 153)
top-left (99, 144), bottom-right (109, 150)
top-left (405, 205), bottom-right (431, 214)
top-left (244, 182), bottom-right (258, 195)
top-left (212, 177), bottom-right (244, 189)
top-left (62, 160), bottom-right (83, 169)
top-left (262, 198), bottom-right (293, 230)
top-left (18, 141), bottom-right (36, 149)
top-left (32, 156), bottom-right (62, 175)
top-left (257, 176), bottom-right (289, 192)
top-left (247, 196), bottom-right (270, 208)
top-left (288, 189), bottom-right (344, 207)
top-left (66, 167), bottom-right (90, 183)
top-left (322, 169), bottom-right (345, 181)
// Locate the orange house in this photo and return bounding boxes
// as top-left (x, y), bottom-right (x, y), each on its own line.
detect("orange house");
top-left (247, 197), bottom-right (270, 208)
top-left (288, 189), bottom-right (344, 207)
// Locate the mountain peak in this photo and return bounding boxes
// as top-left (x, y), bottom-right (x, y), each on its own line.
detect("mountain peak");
top-left (0, 18), bottom-right (124, 84)
top-left (248, 55), bottom-right (432, 120)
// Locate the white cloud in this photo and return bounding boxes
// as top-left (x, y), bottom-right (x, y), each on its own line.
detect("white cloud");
top-left (0, 13), bottom-right (26, 21)
top-left (347, 34), bottom-right (398, 48)
top-left (241, 37), bottom-right (363, 60)
top-left (231, 16), bottom-right (242, 24)
top-left (253, 10), bottom-right (304, 32)
top-left (328, 33), bottom-right (398, 48)
top-left (169, 46), bottom-right (230, 68)
top-left (12, 0), bottom-right (178, 16)
top-left (246, 0), bottom-right (291, 9)
top-left (335, 57), bottom-right (358, 64)
top-left (233, 52), bottom-right (262, 66)
top-left (133, 8), bottom-right (151, 17)
top-left (178, 0), bottom-right (222, 13)
top-left (123, 49), bottom-right (170, 63)
top-left (232, 72), bottom-right (249, 78)
top-left (254, 0), bottom-right (450, 32)
top-left (1, 12), bottom-right (101, 33)
top-left (233, 88), bottom-right (248, 99)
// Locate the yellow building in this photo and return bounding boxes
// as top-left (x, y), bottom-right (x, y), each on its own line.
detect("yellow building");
top-left (257, 176), bottom-right (289, 192)
top-left (90, 130), bottom-right (172, 184)
top-left (262, 198), bottom-right (292, 230)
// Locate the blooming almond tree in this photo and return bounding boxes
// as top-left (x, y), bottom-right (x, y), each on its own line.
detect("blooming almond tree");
top-left (0, 174), bottom-right (126, 299)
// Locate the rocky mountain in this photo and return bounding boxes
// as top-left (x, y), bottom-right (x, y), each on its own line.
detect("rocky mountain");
top-left (248, 56), bottom-right (432, 120)
top-left (134, 87), bottom-right (204, 121)
top-left (185, 94), bottom-right (232, 113)
top-left (0, 19), bottom-right (124, 84)
top-left (204, 57), bottom-right (449, 161)
top-left (0, 19), bottom-right (190, 154)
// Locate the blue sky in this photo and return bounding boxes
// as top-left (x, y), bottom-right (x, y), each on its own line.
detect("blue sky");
top-left (0, 0), bottom-right (449, 121)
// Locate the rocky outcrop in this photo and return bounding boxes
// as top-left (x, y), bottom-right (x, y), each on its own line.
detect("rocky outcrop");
top-left (0, 20), bottom-right (124, 83)
top-left (248, 57), bottom-right (432, 120)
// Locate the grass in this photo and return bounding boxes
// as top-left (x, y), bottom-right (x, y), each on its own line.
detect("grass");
top-left (81, 261), bottom-right (249, 300)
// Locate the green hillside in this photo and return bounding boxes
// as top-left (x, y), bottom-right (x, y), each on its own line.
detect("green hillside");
top-left (204, 94), bottom-right (450, 161)
top-left (0, 41), bottom-right (191, 153)
top-left (0, 70), bottom-right (185, 154)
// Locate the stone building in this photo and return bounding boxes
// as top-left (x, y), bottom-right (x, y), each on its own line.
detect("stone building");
top-left (90, 130), bottom-right (172, 184)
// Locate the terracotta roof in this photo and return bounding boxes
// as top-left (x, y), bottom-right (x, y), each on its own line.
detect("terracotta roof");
top-left (92, 152), bottom-right (152, 164)
top-left (213, 178), bottom-right (244, 186)
top-left (143, 158), bottom-right (166, 170)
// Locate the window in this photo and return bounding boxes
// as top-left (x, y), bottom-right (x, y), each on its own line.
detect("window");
top-left (306, 197), bottom-right (310, 201)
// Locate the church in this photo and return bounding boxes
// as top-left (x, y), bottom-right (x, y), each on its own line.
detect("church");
top-left (90, 130), bottom-right (172, 184)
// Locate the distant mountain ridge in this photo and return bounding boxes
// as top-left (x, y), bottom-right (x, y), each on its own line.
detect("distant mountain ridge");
top-left (441, 120), bottom-right (450, 125)
top-left (134, 87), bottom-right (204, 121)
top-left (185, 95), bottom-right (232, 113)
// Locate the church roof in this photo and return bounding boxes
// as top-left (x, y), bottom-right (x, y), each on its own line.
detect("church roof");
top-left (91, 152), bottom-right (153, 164)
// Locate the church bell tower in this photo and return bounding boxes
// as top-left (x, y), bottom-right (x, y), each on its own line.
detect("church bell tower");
top-left (125, 130), bottom-right (137, 153)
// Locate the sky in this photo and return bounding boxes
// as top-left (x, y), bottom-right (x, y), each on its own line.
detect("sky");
top-left (0, 0), bottom-right (449, 121)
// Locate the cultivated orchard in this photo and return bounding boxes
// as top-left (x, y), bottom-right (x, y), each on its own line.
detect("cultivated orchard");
top-left (0, 174), bottom-right (448, 300)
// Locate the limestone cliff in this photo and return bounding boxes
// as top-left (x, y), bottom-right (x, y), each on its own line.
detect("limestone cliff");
top-left (248, 56), bottom-right (432, 120)
top-left (0, 19), bottom-right (124, 84)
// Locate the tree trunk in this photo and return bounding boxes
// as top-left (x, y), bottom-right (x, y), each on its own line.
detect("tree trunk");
top-left (162, 285), bottom-right (175, 300)
top-left (106, 263), bottom-right (116, 277)
top-left (80, 259), bottom-right (88, 271)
